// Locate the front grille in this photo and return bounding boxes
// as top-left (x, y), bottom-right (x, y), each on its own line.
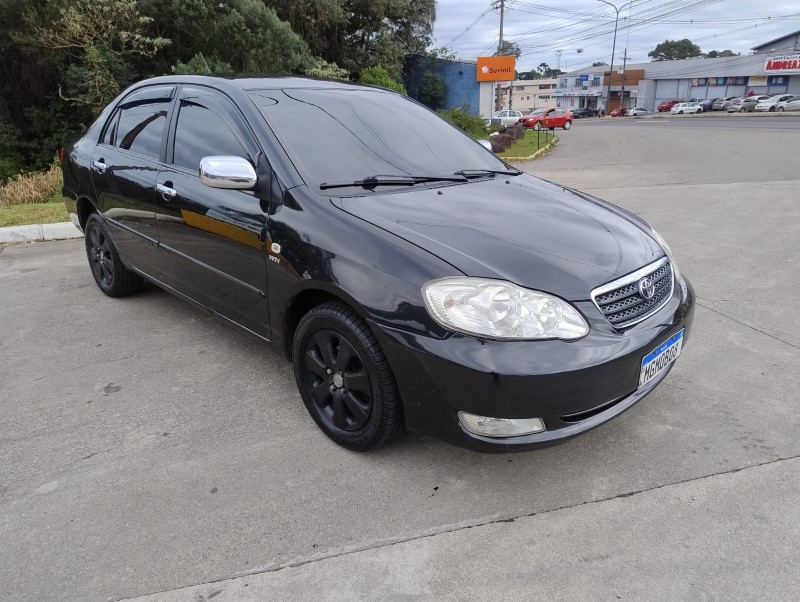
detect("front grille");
top-left (592, 259), bottom-right (673, 328)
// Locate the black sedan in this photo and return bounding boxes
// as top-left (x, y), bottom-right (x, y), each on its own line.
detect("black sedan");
top-left (61, 76), bottom-right (694, 453)
top-left (570, 107), bottom-right (598, 118)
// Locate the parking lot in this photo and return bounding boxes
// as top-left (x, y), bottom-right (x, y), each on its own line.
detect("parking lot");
top-left (2, 115), bottom-right (799, 601)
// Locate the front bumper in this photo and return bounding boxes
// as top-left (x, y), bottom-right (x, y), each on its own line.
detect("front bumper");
top-left (372, 277), bottom-right (695, 452)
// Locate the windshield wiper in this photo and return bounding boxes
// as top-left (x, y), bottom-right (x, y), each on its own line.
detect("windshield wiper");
top-left (319, 174), bottom-right (467, 191)
top-left (453, 168), bottom-right (523, 179)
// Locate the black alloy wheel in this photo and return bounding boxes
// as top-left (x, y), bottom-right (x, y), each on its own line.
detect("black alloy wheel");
top-left (84, 213), bottom-right (143, 297)
top-left (293, 302), bottom-right (403, 451)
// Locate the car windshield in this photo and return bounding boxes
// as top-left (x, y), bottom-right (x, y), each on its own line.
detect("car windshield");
top-left (249, 87), bottom-right (508, 194)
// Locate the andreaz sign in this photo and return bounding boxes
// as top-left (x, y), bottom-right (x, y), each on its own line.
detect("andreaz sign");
top-left (764, 53), bottom-right (800, 75)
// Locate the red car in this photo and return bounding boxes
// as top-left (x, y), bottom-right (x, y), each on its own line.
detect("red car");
top-left (610, 106), bottom-right (628, 117)
top-left (518, 107), bottom-right (573, 130)
top-left (657, 99), bottom-right (682, 112)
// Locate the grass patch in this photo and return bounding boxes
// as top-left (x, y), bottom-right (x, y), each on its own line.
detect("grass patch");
top-left (0, 199), bottom-right (68, 228)
top-left (488, 129), bottom-right (557, 158)
top-left (0, 162), bottom-right (62, 206)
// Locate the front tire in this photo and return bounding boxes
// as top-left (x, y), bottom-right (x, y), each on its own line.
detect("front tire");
top-left (778, 106), bottom-right (785, 112)
top-left (678, 110), bottom-right (684, 114)
top-left (563, 120), bottom-right (572, 130)
top-left (739, 108), bottom-right (745, 113)
top-left (84, 213), bottom-right (143, 297)
top-left (293, 302), bottom-right (403, 451)
top-left (533, 122), bottom-right (543, 130)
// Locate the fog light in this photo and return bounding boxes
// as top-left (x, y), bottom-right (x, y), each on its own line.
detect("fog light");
top-left (458, 412), bottom-right (546, 438)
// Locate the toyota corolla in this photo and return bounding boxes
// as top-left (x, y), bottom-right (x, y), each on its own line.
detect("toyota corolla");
top-left (61, 76), bottom-right (694, 453)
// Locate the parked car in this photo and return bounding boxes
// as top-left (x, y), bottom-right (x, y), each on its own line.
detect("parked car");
top-left (519, 107), bottom-right (573, 130)
top-left (726, 98), bottom-right (749, 113)
top-left (729, 96), bottom-right (769, 113)
top-left (754, 94), bottom-right (796, 112)
top-left (610, 106), bottom-right (628, 117)
top-left (778, 96), bottom-right (800, 111)
top-left (628, 107), bottom-right (651, 116)
top-left (570, 107), bottom-right (598, 118)
top-left (671, 102), bottom-right (702, 115)
top-left (699, 98), bottom-right (720, 111)
top-left (657, 99), bottom-right (682, 112)
top-left (61, 75), bottom-right (693, 453)
top-left (712, 96), bottom-right (738, 111)
top-left (491, 109), bottom-right (524, 126)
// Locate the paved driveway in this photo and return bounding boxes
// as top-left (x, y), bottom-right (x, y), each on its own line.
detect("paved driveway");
top-left (2, 116), bottom-right (798, 601)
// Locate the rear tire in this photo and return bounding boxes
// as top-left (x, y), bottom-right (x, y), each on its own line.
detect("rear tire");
top-left (84, 213), bottom-right (143, 297)
top-left (563, 120), bottom-right (572, 130)
top-left (293, 302), bottom-right (403, 451)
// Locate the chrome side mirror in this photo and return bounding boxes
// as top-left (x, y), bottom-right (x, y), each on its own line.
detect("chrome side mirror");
top-left (199, 156), bottom-right (257, 190)
top-left (478, 139), bottom-right (493, 151)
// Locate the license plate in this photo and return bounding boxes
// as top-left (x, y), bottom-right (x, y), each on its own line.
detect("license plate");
top-left (639, 329), bottom-right (684, 388)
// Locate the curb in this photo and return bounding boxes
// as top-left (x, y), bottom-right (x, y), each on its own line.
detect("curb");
top-left (0, 221), bottom-right (82, 244)
top-left (505, 135), bottom-right (559, 163)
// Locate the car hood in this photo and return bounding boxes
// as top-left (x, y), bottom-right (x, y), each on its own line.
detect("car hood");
top-left (332, 175), bottom-right (663, 300)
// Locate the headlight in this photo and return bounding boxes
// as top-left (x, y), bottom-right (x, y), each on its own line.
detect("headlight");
top-left (422, 277), bottom-right (588, 340)
top-left (650, 228), bottom-right (681, 282)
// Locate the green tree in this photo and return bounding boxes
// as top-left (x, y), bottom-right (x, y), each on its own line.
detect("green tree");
top-left (706, 49), bottom-right (737, 58)
top-left (305, 58), bottom-right (350, 80)
top-left (496, 40), bottom-right (521, 59)
top-left (648, 39), bottom-right (702, 61)
top-left (268, 0), bottom-right (436, 80)
top-left (591, 61), bottom-right (609, 67)
top-left (417, 72), bottom-right (446, 110)
top-left (359, 66), bottom-right (406, 93)
top-left (14, 0), bottom-right (170, 111)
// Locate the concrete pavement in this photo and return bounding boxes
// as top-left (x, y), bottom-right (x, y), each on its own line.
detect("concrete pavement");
top-left (1, 116), bottom-right (798, 600)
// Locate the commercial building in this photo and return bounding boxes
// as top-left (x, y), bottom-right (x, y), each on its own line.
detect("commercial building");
top-left (559, 29), bottom-right (800, 113)
top-left (496, 79), bottom-right (558, 112)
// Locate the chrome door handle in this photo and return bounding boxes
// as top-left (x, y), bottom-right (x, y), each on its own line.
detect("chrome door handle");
top-left (156, 183), bottom-right (177, 200)
top-left (92, 160), bottom-right (107, 174)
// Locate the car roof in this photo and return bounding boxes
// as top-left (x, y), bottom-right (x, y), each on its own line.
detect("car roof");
top-left (125, 74), bottom-right (385, 94)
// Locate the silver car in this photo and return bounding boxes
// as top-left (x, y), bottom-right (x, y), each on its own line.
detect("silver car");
top-left (777, 95), bottom-right (800, 112)
top-left (754, 94), bottom-right (796, 112)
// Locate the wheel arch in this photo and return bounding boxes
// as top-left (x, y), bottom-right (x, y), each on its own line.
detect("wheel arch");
top-left (280, 284), bottom-right (373, 361)
top-left (76, 196), bottom-right (98, 231)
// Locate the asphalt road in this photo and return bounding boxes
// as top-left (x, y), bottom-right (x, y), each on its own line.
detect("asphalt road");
top-left (2, 115), bottom-right (799, 601)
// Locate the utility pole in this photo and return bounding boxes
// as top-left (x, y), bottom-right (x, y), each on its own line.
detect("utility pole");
top-left (494, 0), bottom-right (505, 112)
top-left (620, 47), bottom-right (628, 109)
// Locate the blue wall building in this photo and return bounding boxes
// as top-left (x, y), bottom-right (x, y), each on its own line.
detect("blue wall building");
top-left (405, 56), bottom-right (481, 114)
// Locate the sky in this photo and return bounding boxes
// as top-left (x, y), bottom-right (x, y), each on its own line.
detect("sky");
top-left (431, 0), bottom-right (800, 73)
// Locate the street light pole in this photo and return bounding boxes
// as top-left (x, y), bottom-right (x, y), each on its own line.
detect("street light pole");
top-left (597, 0), bottom-right (633, 115)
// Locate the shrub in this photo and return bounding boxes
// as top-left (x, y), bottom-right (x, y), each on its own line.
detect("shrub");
top-left (437, 106), bottom-right (488, 139)
top-left (0, 162), bottom-right (62, 206)
top-left (358, 66), bottom-right (405, 93)
top-left (417, 72), bottom-right (447, 110)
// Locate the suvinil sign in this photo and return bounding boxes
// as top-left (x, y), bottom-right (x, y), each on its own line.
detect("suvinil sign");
top-left (476, 56), bottom-right (516, 81)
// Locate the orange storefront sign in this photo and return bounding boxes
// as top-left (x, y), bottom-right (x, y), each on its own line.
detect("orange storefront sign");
top-left (476, 56), bottom-right (516, 81)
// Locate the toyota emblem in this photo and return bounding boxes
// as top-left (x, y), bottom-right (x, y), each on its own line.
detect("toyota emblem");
top-left (638, 277), bottom-right (656, 300)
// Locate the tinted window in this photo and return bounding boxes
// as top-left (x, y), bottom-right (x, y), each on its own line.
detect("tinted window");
top-left (113, 87), bottom-right (174, 159)
top-left (173, 99), bottom-right (248, 171)
top-left (250, 88), bottom-right (508, 193)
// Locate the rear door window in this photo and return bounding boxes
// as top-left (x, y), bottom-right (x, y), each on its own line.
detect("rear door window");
top-left (104, 86), bottom-right (175, 160)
